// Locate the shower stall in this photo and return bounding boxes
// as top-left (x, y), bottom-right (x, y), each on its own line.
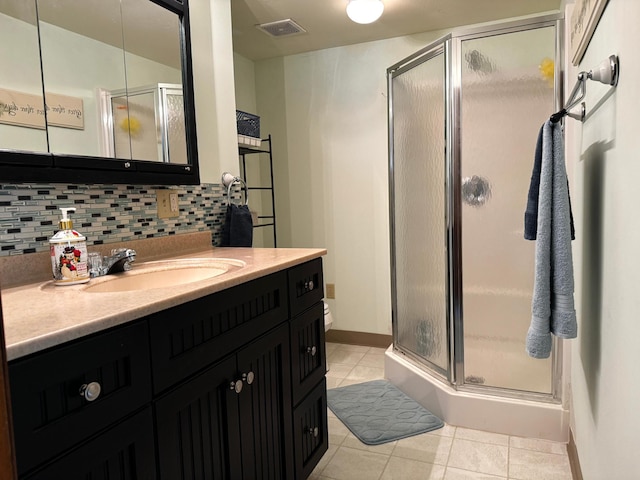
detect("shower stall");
top-left (385, 14), bottom-right (568, 441)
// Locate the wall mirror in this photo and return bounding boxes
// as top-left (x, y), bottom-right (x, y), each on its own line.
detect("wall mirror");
top-left (0, 0), bottom-right (199, 184)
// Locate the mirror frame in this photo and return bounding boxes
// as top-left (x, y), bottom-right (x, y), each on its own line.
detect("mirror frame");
top-left (0, 0), bottom-right (200, 185)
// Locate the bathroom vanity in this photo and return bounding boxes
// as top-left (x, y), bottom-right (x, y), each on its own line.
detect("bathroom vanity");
top-left (1, 244), bottom-right (327, 479)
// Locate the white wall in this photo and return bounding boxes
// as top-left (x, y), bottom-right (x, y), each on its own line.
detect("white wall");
top-left (566, 0), bottom-right (640, 478)
top-left (255, 57), bottom-right (291, 248)
top-left (233, 53), bottom-right (257, 114)
top-left (254, 32), bottom-right (446, 335)
top-left (190, 0), bottom-right (238, 182)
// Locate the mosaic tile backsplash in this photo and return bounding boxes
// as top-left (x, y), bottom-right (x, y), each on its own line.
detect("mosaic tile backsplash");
top-left (0, 183), bottom-right (229, 256)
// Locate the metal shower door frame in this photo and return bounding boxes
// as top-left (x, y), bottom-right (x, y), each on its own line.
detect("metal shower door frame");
top-left (388, 34), bottom-right (452, 382)
top-left (388, 13), bottom-right (565, 403)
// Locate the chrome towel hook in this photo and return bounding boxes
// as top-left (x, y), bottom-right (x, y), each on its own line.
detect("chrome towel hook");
top-left (221, 172), bottom-right (249, 206)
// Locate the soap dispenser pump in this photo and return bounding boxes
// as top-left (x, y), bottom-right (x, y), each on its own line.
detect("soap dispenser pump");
top-left (50, 207), bottom-right (90, 285)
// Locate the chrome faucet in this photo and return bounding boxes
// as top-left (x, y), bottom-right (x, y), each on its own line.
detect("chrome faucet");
top-left (90, 248), bottom-right (136, 277)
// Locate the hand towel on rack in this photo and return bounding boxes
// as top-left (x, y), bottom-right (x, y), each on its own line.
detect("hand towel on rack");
top-left (526, 120), bottom-right (577, 359)
top-left (220, 204), bottom-right (253, 247)
top-left (525, 125), bottom-right (576, 241)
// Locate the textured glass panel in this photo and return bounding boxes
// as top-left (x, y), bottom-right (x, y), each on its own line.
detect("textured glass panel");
top-left (166, 92), bottom-right (187, 164)
top-left (460, 27), bottom-right (555, 393)
top-left (111, 96), bottom-right (132, 160)
top-left (123, 91), bottom-right (160, 162)
top-left (392, 52), bottom-right (448, 372)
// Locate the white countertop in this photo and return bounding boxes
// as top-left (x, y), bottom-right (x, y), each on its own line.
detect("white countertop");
top-left (2, 247), bottom-right (326, 361)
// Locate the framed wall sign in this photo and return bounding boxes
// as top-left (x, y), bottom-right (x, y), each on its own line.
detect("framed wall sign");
top-left (0, 88), bottom-right (84, 130)
top-left (570, 0), bottom-right (610, 66)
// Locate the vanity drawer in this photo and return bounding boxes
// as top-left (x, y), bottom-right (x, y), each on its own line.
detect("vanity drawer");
top-left (9, 321), bottom-right (151, 475)
top-left (149, 270), bottom-right (288, 394)
top-left (290, 302), bottom-right (326, 405)
top-left (288, 258), bottom-right (324, 317)
top-left (293, 379), bottom-right (328, 480)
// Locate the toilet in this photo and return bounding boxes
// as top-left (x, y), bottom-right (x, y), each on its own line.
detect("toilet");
top-left (324, 301), bottom-right (333, 332)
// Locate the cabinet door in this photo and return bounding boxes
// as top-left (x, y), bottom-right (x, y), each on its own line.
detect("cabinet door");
top-left (290, 302), bottom-right (326, 405)
top-left (150, 271), bottom-right (288, 394)
top-left (293, 379), bottom-right (328, 480)
top-left (25, 408), bottom-right (156, 480)
top-left (237, 323), bottom-right (294, 480)
top-left (155, 355), bottom-right (241, 480)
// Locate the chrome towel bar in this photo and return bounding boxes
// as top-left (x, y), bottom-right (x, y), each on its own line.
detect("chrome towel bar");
top-left (551, 54), bottom-right (619, 123)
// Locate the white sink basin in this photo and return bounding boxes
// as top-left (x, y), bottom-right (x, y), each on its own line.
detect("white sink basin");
top-left (83, 258), bottom-right (245, 293)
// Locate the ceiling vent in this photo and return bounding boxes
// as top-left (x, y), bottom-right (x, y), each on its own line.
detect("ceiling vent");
top-left (256, 19), bottom-right (307, 38)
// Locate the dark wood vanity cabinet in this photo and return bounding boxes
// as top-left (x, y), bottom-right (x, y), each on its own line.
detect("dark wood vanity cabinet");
top-left (148, 270), bottom-right (289, 396)
top-left (287, 258), bottom-right (329, 479)
top-left (154, 354), bottom-right (242, 479)
top-left (9, 321), bottom-right (152, 476)
top-left (24, 408), bottom-right (157, 480)
top-left (293, 379), bottom-right (328, 479)
top-left (235, 323), bottom-right (295, 478)
top-left (8, 258), bottom-right (327, 479)
top-left (155, 324), bottom-right (294, 479)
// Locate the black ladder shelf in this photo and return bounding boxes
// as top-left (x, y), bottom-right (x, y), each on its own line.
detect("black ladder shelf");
top-left (239, 134), bottom-right (277, 247)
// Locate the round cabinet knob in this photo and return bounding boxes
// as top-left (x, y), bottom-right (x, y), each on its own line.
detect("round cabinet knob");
top-left (304, 280), bottom-right (314, 292)
top-left (306, 346), bottom-right (317, 356)
top-left (79, 382), bottom-right (102, 402)
top-left (242, 371), bottom-right (255, 385)
top-left (305, 426), bottom-right (319, 437)
top-left (123, 162), bottom-right (131, 169)
top-left (230, 379), bottom-right (244, 394)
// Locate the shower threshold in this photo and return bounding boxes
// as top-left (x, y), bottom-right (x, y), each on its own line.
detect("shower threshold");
top-left (384, 346), bottom-right (569, 442)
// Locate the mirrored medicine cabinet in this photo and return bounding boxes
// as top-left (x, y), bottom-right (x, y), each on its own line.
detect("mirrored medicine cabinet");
top-left (0, 0), bottom-right (199, 185)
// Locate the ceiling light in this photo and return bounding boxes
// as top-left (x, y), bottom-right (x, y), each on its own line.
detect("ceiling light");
top-left (346, 0), bottom-right (384, 24)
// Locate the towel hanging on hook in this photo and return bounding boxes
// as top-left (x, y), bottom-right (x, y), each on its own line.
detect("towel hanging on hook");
top-left (220, 172), bottom-right (253, 247)
top-left (550, 55), bottom-right (619, 124)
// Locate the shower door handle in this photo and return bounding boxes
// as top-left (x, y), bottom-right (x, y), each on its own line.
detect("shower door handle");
top-left (462, 175), bottom-right (491, 206)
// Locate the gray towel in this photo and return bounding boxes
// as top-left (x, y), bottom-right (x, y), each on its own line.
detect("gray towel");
top-left (524, 126), bottom-right (545, 239)
top-left (524, 125), bottom-right (575, 241)
top-left (526, 121), bottom-right (577, 359)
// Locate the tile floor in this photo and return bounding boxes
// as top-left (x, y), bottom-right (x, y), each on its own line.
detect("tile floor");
top-left (312, 342), bottom-right (573, 480)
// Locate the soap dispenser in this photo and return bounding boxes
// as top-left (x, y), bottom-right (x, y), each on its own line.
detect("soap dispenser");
top-left (50, 207), bottom-right (90, 285)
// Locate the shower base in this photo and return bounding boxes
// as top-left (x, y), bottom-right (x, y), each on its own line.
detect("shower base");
top-left (384, 346), bottom-right (569, 442)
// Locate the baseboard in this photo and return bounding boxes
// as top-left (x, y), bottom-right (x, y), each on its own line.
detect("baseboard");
top-left (567, 428), bottom-right (583, 480)
top-left (325, 330), bottom-right (392, 349)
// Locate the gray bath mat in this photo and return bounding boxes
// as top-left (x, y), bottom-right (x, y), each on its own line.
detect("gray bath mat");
top-left (327, 379), bottom-right (443, 445)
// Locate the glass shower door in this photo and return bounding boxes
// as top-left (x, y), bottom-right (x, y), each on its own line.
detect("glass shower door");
top-left (459, 26), bottom-right (556, 393)
top-left (389, 42), bottom-right (449, 377)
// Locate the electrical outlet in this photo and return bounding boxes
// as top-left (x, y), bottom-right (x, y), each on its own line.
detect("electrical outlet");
top-left (169, 193), bottom-right (179, 212)
top-left (326, 283), bottom-right (335, 299)
top-left (157, 190), bottom-right (179, 219)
